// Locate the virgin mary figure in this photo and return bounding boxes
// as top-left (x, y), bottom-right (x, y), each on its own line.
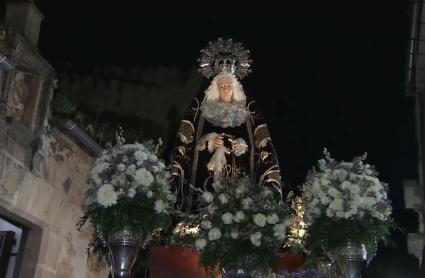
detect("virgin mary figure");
top-left (170, 38), bottom-right (282, 211)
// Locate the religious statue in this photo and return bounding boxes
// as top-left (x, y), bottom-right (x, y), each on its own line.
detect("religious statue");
top-left (171, 38), bottom-right (282, 211)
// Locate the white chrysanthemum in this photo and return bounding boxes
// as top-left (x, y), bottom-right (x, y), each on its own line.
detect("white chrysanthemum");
top-left (339, 169), bottom-right (348, 181)
top-left (319, 195), bottom-right (331, 205)
top-left (134, 150), bottom-right (148, 162)
top-left (231, 229), bottom-right (239, 239)
top-left (117, 163), bottom-right (126, 172)
top-left (233, 211), bottom-right (245, 223)
top-left (202, 191), bottom-right (214, 203)
top-left (341, 180), bottom-right (352, 190)
top-left (92, 161), bottom-right (110, 175)
top-left (201, 220), bottom-right (212, 230)
top-left (126, 164), bottom-right (136, 175)
top-left (328, 187), bottom-right (342, 198)
top-left (253, 213), bottom-right (267, 227)
top-left (146, 190), bottom-right (153, 199)
top-left (235, 186), bottom-right (247, 197)
top-left (97, 184), bottom-right (118, 207)
top-left (208, 227), bottom-right (221, 241)
top-left (320, 178), bottom-right (330, 186)
top-left (349, 173), bottom-right (357, 181)
top-left (350, 184), bottom-right (361, 194)
top-left (154, 199), bottom-right (165, 214)
top-left (242, 197), bottom-right (253, 210)
top-left (127, 187), bottom-right (136, 198)
top-left (362, 196), bottom-right (377, 209)
top-left (266, 213), bottom-right (279, 224)
top-left (135, 168), bottom-right (154, 186)
top-left (329, 199), bottom-right (343, 212)
top-left (207, 204), bottom-right (216, 214)
top-left (221, 212), bottom-right (234, 225)
top-left (218, 193), bottom-right (229, 204)
top-left (326, 207), bottom-right (334, 218)
top-left (195, 238), bottom-right (207, 250)
top-left (250, 232), bottom-right (262, 247)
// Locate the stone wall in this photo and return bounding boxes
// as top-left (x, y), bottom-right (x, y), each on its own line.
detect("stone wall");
top-left (0, 125), bottom-right (108, 278)
top-left (0, 1), bottom-right (108, 277)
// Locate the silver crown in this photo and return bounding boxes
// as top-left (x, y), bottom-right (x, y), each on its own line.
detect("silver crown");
top-left (198, 38), bottom-right (252, 80)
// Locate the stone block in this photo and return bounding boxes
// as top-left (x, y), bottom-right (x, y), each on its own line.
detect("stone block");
top-left (26, 178), bottom-right (54, 222)
top-left (2, 120), bottom-right (36, 167)
top-left (5, 1), bottom-right (44, 46)
top-left (0, 152), bottom-right (26, 201)
top-left (407, 233), bottom-right (424, 266)
top-left (14, 172), bottom-right (41, 211)
top-left (34, 265), bottom-right (57, 278)
top-left (38, 231), bottom-right (62, 270)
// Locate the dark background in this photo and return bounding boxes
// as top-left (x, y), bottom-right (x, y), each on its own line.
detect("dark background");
top-left (21, 0), bottom-right (422, 276)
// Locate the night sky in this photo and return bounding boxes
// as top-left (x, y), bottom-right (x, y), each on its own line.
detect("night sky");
top-left (10, 0), bottom-right (420, 275)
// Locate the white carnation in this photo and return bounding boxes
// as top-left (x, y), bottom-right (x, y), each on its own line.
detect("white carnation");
top-left (126, 164), bottom-right (136, 175)
top-left (207, 204), bottom-right (216, 214)
top-left (127, 187), bottom-right (136, 198)
top-left (134, 150), bottom-right (148, 162)
top-left (117, 163), bottom-right (126, 172)
top-left (328, 187), bottom-right (342, 198)
top-left (235, 186), bottom-right (247, 197)
top-left (135, 168), bottom-right (154, 186)
top-left (221, 212), bottom-right (234, 225)
top-left (250, 232), bottom-right (262, 247)
top-left (218, 193), bottom-right (229, 204)
top-left (146, 190), bottom-right (153, 198)
top-left (341, 180), bottom-right (353, 190)
top-left (329, 199), bottom-right (343, 212)
top-left (233, 211), bottom-right (245, 223)
top-left (242, 197), bottom-right (253, 210)
top-left (202, 191), bottom-right (214, 203)
top-left (92, 162), bottom-right (110, 176)
top-left (201, 220), bottom-right (212, 230)
top-left (253, 213), bottom-right (267, 227)
top-left (195, 238), bottom-right (207, 250)
top-left (97, 184), bottom-right (118, 207)
top-left (154, 199), bottom-right (165, 214)
top-left (320, 178), bottom-right (330, 186)
top-left (326, 207), bottom-right (334, 218)
top-left (208, 227), bottom-right (221, 241)
top-left (266, 213), bottom-right (279, 224)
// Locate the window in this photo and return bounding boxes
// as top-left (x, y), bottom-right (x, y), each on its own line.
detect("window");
top-left (0, 217), bottom-right (26, 278)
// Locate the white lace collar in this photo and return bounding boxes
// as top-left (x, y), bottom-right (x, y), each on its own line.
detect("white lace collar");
top-left (200, 100), bottom-right (247, 128)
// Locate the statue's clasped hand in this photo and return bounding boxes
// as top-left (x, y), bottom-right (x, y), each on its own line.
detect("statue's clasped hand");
top-left (211, 135), bottom-right (224, 149)
top-left (228, 138), bottom-right (248, 156)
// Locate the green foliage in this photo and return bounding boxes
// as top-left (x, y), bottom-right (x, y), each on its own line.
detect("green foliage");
top-left (51, 93), bottom-right (76, 116)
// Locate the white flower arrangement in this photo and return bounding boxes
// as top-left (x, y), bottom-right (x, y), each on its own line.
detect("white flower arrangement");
top-left (186, 174), bottom-right (293, 273)
top-left (78, 136), bottom-right (175, 258)
top-left (85, 139), bottom-right (174, 210)
top-left (301, 148), bottom-right (393, 259)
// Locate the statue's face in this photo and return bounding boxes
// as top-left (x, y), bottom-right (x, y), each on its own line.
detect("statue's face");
top-left (217, 77), bottom-right (233, 103)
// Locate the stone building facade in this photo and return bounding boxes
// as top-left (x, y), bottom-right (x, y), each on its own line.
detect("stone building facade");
top-left (0, 1), bottom-right (107, 277)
